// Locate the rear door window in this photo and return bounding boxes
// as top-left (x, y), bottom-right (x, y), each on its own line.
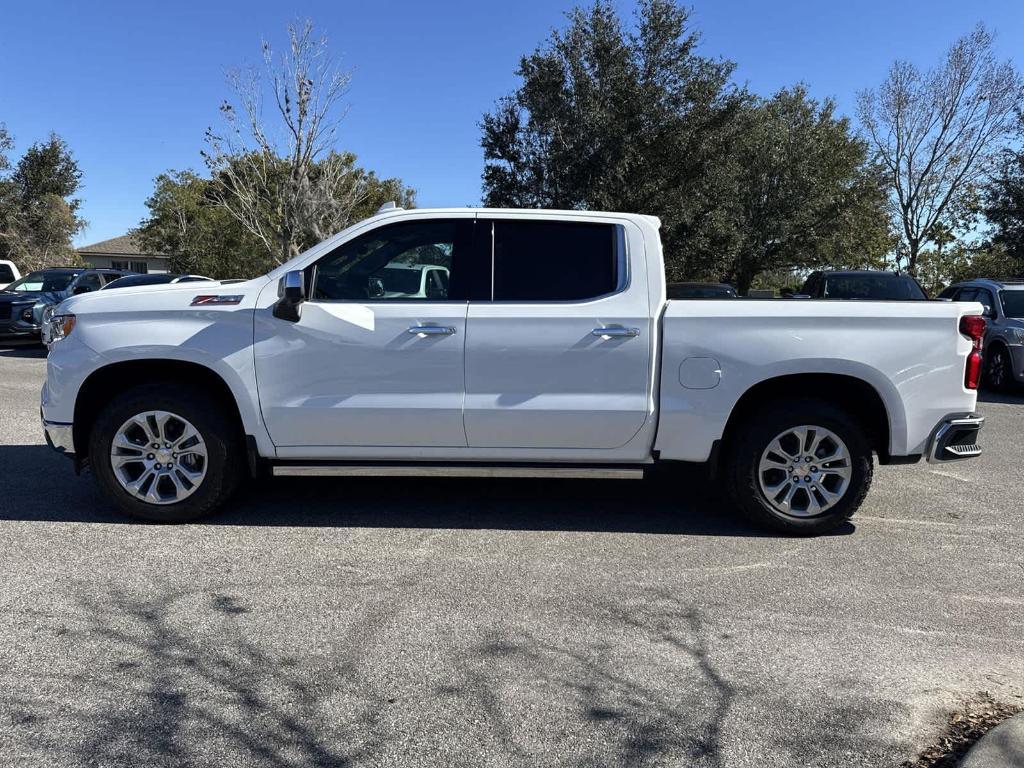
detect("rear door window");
top-left (0, 264), bottom-right (14, 282)
top-left (491, 220), bottom-right (619, 301)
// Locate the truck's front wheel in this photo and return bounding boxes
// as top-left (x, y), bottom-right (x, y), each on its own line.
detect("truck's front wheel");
top-left (89, 384), bottom-right (242, 522)
top-left (725, 400), bottom-right (873, 534)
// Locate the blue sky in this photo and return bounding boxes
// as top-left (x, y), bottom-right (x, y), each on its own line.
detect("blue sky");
top-left (4, 0), bottom-right (1023, 247)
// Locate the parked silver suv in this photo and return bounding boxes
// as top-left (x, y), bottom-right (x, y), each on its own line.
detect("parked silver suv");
top-left (940, 279), bottom-right (1024, 391)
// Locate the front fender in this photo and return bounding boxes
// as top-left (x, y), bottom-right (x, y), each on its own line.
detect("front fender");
top-left (45, 298), bottom-right (274, 458)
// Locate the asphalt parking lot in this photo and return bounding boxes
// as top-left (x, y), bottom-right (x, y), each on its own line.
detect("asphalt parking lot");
top-left (1, 343), bottom-right (1022, 768)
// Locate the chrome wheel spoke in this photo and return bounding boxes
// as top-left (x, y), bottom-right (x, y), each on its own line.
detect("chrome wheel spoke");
top-left (821, 462), bottom-right (851, 481)
top-left (112, 453), bottom-right (144, 469)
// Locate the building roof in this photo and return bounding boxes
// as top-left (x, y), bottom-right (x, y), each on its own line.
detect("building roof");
top-left (77, 234), bottom-right (165, 257)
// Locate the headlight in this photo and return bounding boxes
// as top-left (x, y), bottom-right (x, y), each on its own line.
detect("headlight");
top-left (1008, 328), bottom-right (1024, 345)
top-left (47, 312), bottom-right (76, 343)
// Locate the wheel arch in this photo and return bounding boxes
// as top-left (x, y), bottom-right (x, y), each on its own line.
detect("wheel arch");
top-left (74, 359), bottom-right (252, 464)
top-left (718, 373), bottom-right (894, 468)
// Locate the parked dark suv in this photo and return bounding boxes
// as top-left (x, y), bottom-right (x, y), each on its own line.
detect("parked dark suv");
top-left (799, 270), bottom-right (928, 300)
top-left (0, 267), bottom-right (130, 341)
top-left (939, 278), bottom-right (1024, 392)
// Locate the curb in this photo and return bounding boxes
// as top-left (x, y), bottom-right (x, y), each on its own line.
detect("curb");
top-left (960, 712), bottom-right (1024, 767)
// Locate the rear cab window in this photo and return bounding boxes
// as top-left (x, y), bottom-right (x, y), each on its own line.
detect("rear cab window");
top-left (489, 219), bottom-right (621, 301)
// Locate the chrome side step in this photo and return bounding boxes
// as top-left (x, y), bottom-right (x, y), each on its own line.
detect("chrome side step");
top-left (271, 464), bottom-right (646, 479)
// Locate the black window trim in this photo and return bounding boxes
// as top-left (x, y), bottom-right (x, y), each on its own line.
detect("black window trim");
top-left (303, 214), bottom-right (631, 306)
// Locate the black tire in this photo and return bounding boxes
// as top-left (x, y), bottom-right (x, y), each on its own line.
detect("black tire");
top-left (88, 383), bottom-right (242, 522)
top-left (725, 399), bottom-right (873, 535)
top-left (984, 344), bottom-right (1015, 393)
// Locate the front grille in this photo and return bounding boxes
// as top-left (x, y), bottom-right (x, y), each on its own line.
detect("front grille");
top-left (0, 303), bottom-right (11, 320)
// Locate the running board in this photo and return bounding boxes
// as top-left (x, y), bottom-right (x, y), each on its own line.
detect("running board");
top-left (271, 463), bottom-right (646, 479)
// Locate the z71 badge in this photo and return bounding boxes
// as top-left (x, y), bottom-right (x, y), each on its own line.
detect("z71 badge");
top-left (190, 295), bottom-right (244, 306)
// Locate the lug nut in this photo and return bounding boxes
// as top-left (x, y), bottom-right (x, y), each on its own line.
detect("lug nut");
top-left (155, 463), bottom-right (162, 469)
top-left (147, 453), bottom-right (155, 460)
top-left (152, 443), bottom-right (159, 448)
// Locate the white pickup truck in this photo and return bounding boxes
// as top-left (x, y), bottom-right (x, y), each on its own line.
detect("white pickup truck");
top-left (40, 206), bottom-right (986, 533)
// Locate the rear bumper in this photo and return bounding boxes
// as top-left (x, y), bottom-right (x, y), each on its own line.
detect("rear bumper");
top-left (926, 414), bottom-right (984, 463)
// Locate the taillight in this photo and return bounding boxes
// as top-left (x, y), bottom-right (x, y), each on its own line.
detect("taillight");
top-left (959, 315), bottom-right (986, 389)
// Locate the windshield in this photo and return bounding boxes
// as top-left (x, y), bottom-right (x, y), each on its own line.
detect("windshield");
top-left (1000, 290), bottom-right (1024, 318)
top-left (823, 275), bottom-right (926, 300)
top-left (5, 271), bottom-right (79, 293)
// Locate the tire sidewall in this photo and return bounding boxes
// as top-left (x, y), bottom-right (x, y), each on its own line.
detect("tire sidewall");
top-left (89, 385), bottom-right (239, 523)
top-left (728, 400), bottom-right (873, 535)
top-left (985, 345), bottom-right (1013, 393)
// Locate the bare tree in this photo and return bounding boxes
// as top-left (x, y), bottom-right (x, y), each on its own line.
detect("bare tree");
top-left (204, 20), bottom-right (371, 265)
top-left (858, 24), bottom-right (1024, 274)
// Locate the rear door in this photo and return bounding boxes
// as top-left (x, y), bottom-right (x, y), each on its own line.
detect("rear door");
top-left (464, 217), bottom-right (651, 450)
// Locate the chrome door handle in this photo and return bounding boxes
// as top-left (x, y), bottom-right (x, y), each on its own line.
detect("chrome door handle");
top-left (592, 326), bottom-right (640, 338)
top-left (407, 325), bottom-right (457, 336)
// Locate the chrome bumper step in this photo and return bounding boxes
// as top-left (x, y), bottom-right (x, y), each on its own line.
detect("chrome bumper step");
top-left (927, 415), bottom-right (985, 463)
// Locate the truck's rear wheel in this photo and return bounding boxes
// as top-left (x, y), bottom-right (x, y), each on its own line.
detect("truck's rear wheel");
top-left (725, 400), bottom-right (872, 534)
top-left (89, 384), bottom-right (242, 522)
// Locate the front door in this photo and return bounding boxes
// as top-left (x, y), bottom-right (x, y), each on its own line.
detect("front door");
top-left (254, 216), bottom-right (479, 449)
top-left (464, 217), bottom-right (652, 450)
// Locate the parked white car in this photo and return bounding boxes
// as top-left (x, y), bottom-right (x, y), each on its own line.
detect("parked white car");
top-left (40, 206), bottom-right (986, 533)
top-left (0, 260), bottom-right (21, 290)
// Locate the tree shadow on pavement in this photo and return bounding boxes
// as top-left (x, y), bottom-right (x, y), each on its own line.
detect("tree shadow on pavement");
top-left (3, 588), bottom-right (369, 767)
top-left (0, 444), bottom-right (855, 538)
top-left (0, 584), bottom-right (905, 767)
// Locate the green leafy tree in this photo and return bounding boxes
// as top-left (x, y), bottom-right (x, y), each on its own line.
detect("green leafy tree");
top-left (0, 131), bottom-right (86, 270)
top-left (481, 0), bottom-right (746, 283)
top-left (481, 1), bottom-right (891, 292)
top-left (983, 140), bottom-right (1024, 275)
top-left (726, 87), bottom-right (893, 292)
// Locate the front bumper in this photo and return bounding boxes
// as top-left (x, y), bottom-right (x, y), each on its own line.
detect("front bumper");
top-left (926, 414), bottom-right (984, 462)
top-left (42, 412), bottom-right (75, 456)
top-left (0, 319), bottom-right (42, 340)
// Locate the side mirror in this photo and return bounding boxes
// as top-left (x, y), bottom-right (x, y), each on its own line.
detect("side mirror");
top-left (273, 270), bottom-right (305, 322)
top-left (982, 304), bottom-right (994, 318)
top-left (367, 277), bottom-right (385, 299)
top-left (73, 285), bottom-right (92, 295)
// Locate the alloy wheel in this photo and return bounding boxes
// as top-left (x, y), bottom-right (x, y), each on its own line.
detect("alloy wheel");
top-left (757, 425), bottom-right (852, 517)
top-left (109, 410), bottom-right (208, 505)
